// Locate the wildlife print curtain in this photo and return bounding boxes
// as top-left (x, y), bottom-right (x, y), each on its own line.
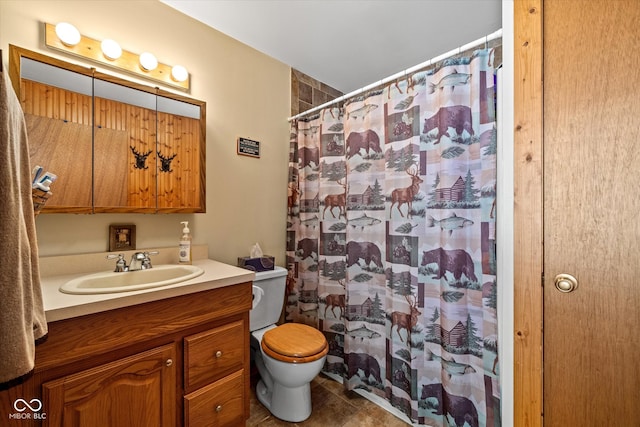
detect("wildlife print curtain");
top-left (286, 49), bottom-right (499, 427)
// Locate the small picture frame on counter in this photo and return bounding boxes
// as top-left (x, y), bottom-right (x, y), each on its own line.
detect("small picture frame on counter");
top-left (109, 224), bottom-right (136, 252)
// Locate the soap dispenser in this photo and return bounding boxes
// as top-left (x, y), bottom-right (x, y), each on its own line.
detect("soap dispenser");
top-left (179, 221), bottom-right (192, 265)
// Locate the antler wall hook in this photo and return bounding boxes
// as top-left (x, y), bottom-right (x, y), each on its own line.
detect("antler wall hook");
top-left (158, 151), bottom-right (177, 173)
top-left (130, 146), bottom-right (152, 170)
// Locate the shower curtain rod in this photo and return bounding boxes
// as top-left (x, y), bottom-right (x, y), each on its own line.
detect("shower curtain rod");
top-left (287, 28), bottom-right (502, 122)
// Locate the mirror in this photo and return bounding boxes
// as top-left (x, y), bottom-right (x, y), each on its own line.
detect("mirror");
top-left (156, 94), bottom-right (204, 211)
top-left (18, 55), bottom-right (94, 212)
top-left (92, 77), bottom-right (157, 211)
top-left (9, 45), bottom-right (206, 213)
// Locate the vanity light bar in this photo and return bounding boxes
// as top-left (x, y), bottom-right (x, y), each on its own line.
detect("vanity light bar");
top-left (44, 22), bottom-right (190, 91)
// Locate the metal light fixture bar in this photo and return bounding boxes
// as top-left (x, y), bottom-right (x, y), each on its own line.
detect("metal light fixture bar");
top-left (44, 22), bottom-right (190, 91)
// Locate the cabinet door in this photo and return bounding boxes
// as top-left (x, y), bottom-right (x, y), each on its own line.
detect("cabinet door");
top-left (42, 344), bottom-right (176, 427)
top-left (156, 95), bottom-right (205, 212)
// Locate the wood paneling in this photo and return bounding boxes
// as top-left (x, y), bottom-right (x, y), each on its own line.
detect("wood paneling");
top-left (20, 79), bottom-right (92, 125)
top-left (513, 1), bottom-right (543, 426)
top-left (156, 112), bottom-right (201, 210)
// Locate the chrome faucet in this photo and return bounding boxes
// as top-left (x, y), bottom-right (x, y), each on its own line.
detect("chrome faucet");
top-left (106, 251), bottom-right (159, 272)
top-left (128, 252), bottom-right (146, 271)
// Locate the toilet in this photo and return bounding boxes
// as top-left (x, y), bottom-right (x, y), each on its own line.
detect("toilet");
top-left (250, 266), bottom-right (328, 422)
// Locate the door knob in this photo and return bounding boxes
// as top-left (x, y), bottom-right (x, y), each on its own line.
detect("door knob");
top-left (554, 274), bottom-right (578, 293)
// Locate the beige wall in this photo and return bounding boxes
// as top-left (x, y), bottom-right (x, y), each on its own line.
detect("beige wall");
top-left (0, 0), bottom-right (291, 266)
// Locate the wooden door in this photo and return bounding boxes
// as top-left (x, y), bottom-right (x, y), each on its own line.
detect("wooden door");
top-left (42, 344), bottom-right (176, 427)
top-left (543, 0), bottom-right (640, 425)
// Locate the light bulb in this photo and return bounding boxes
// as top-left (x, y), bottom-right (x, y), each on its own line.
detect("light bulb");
top-left (101, 39), bottom-right (122, 60)
top-left (55, 22), bottom-right (81, 46)
top-left (171, 65), bottom-right (188, 82)
top-left (139, 52), bottom-right (158, 71)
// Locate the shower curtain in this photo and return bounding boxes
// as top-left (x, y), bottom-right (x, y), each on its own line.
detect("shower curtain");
top-left (286, 49), bottom-right (499, 427)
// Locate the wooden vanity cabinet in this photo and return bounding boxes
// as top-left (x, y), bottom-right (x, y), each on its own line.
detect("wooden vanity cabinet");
top-left (0, 282), bottom-right (252, 427)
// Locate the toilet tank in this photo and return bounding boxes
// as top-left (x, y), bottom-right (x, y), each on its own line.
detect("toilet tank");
top-left (250, 266), bottom-right (288, 332)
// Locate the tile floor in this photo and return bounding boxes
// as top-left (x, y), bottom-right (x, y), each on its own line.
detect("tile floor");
top-left (248, 373), bottom-right (411, 427)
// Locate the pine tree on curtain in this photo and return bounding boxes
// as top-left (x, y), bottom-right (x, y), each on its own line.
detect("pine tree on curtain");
top-left (286, 49), bottom-right (500, 427)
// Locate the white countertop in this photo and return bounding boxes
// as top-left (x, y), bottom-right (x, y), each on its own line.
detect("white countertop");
top-left (41, 258), bottom-right (255, 322)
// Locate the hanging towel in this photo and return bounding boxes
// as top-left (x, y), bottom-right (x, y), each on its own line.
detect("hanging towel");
top-left (0, 68), bottom-right (48, 387)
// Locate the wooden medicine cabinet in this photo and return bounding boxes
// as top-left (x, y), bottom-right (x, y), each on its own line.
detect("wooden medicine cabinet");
top-left (9, 45), bottom-right (206, 213)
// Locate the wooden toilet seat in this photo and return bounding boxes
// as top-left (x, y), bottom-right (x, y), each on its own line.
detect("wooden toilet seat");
top-left (261, 323), bottom-right (328, 364)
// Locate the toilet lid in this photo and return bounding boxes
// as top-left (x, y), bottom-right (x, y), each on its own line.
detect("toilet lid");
top-left (261, 323), bottom-right (328, 363)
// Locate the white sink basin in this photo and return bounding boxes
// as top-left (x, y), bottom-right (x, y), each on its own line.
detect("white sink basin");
top-left (59, 264), bottom-right (204, 295)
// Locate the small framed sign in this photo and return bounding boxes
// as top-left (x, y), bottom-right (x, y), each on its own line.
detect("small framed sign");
top-left (237, 137), bottom-right (260, 158)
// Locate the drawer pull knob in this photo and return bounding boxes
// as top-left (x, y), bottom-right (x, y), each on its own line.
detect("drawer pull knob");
top-left (165, 359), bottom-right (173, 367)
top-left (215, 350), bottom-right (223, 358)
top-left (215, 405), bottom-right (223, 413)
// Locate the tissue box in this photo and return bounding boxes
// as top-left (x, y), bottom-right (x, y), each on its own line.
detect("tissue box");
top-left (237, 256), bottom-right (275, 272)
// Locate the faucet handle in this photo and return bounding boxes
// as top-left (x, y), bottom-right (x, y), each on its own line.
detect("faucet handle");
top-left (106, 253), bottom-right (127, 272)
top-left (142, 251), bottom-right (159, 269)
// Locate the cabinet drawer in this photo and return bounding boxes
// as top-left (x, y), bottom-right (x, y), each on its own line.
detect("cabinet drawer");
top-left (184, 320), bottom-right (244, 391)
top-left (184, 369), bottom-right (244, 427)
